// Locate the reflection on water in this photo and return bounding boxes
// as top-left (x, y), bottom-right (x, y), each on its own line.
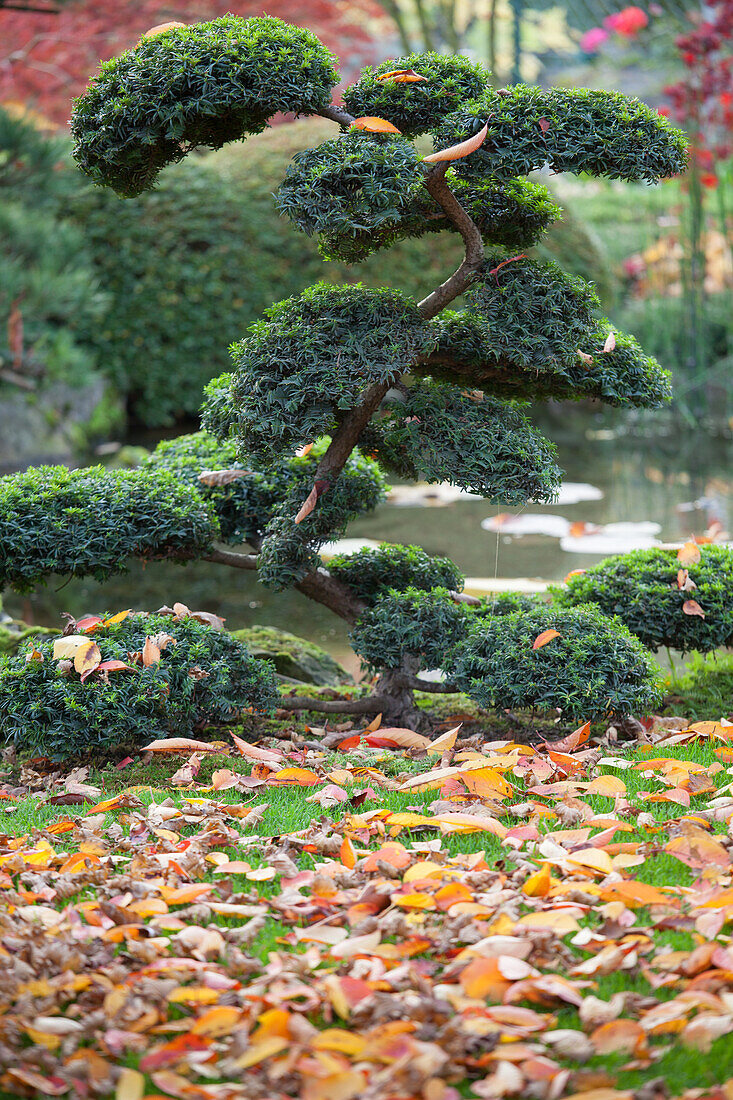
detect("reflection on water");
top-left (5, 427), bottom-right (732, 674)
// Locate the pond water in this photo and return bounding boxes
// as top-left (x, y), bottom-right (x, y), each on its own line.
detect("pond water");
top-left (5, 419), bottom-right (732, 677)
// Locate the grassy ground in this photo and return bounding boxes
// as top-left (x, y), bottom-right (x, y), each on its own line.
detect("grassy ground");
top-left (0, 702), bottom-right (732, 1099)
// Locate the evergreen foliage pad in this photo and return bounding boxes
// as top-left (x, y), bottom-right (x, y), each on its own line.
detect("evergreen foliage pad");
top-left (0, 465), bottom-right (216, 592)
top-left (364, 381), bottom-right (561, 503)
top-left (342, 53), bottom-right (492, 137)
top-left (327, 543), bottom-right (464, 604)
top-left (228, 283), bottom-right (433, 456)
top-left (432, 87), bottom-right (687, 182)
top-left (350, 587), bottom-right (467, 670)
top-left (71, 16), bottom-right (338, 196)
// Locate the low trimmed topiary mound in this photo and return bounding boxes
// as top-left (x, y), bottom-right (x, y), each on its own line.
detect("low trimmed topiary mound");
top-left (0, 610), bottom-right (278, 760)
top-left (0, 465), bottom-right (217, 593)
top-left (327, 543), bottom-right (463, 604)
top-left (444, 604), bottom-right (663, 720)
top-left (554, 545), bottom-right (733, 653)
top-left (71, 16), bottom-right (338, 196)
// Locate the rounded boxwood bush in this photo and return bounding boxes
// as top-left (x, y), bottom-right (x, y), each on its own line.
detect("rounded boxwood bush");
top-left (350, 586), bottom-right (468, 671)
top-left (444, 604), bottom-right (663, 720)
top-left (71, 16), bottom-right (338, 196)
top-left (228, 283), bottom-right (433, 456)
top-left (0, 611), bottom-right (278, 760)
top-left (0, 465), bottom-right (217, 593)
top-left (342, 53), bottom-right (492, 137)
top-left (363, 380), bottom-right (561, 504)
top-left (327, 543), bottom-right (463, 604)
top-left (554, 546), bottom-right (733, 653)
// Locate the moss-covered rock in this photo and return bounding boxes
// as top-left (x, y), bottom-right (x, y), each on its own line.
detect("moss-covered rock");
top-left (231, 626), bottom-right (353, 686)
top-left (0, 619), bottom-right (55, 658)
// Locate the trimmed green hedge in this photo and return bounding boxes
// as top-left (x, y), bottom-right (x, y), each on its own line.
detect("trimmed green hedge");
top-left (0, 465), bottom-right (216, 593)
top-left (0, 611), bottom-right (277, 759)
top-left (445, 604), bottom-right (664, 720)
top-left (554, 546), bottom-right (733, 653)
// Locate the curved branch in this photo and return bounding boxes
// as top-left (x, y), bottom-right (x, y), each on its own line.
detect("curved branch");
top-left (417, 164), bottom-right (485, 319)
top-left (203, 547), bottom-right (258, 570)
top-left (406, 676), bottom-right (460, 694)
top-left (317, 103), bottom-right (355, 127)
top-left (277, 693), bottom-right (387, 715)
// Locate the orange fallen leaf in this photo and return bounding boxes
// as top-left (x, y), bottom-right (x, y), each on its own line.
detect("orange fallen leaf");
top-left (142, 20), bottom-right (186, 37)
top-left (532, 629), bottom-right (561, 650)
top-left (376, 68), bottom-right (427, 83)
top-left (523, 865), bottom-right (551, 897)
top-left (424, 120), bottom-right (488, 163)
top-left (350, 116), bottom-right (402, 133)
top-left (267, 767), bottom-right (321, 786)
top-left (678, 540), bottom-right (702, 565)
top-left (682, 599), bottom-right (706, 618)
top-left (591, 1019), bottom-right (648, 1056)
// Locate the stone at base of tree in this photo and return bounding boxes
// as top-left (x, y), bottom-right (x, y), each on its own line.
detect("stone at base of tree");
top-left (231, 626), bottom-right (354, 687)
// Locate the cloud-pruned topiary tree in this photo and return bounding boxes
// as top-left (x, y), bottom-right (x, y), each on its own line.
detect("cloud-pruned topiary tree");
top-left (0, 16), bottom-right (686, 734)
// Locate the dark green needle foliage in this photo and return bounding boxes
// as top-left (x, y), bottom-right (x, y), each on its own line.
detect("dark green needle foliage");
top-left (363, 381), bottom-right (561, 503)
top-left (275, 133), bottom-right (422, 247)
top-left (228, 283), bottom-right (433, 456)
top-left (432, 86), bottom-right (687, 182)
top-left (303, 172), bottom-right (561, 263)
top-left (327, 543), bottom-right (463, 604)
top-left (554, 546), bottom-right (733, 653)
top-left (464, 251), bottom-right (600, 371)
top-left (342, 53), bottom-right (492, 137)
top-left (0, 612), bottom-right (277, 760)
top-left (350, 587), bottom-right (468, 671)
top-left (143, 431), bottom-right (387, 548)
top-left (71, 16), bottom-right (338, 196)
top-left (468, 592), bottom-right (549, 618)
top-left (445, 604), bottom-right (664, 720)
top-left (201, 372), bottom-right (241, 443)
top-left (429, 312), bottom-right (672, 407)
top-left (0, 465), bottom-right (216, 593)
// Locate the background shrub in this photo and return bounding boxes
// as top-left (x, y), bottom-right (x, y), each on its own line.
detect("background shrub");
top-left (554, 545), bottom-right (733, 652)
top-left (445, 604), bottom-right (663, 719)
top-left (0, 465), bottom-right (216, 592)
top-left (0, 611), bottom-right (277, 759)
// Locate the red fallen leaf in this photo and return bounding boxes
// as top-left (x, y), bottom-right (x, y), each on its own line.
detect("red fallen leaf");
top-left (376, 68), bottom-right (427, 82)
top-left (546, 720), bottom-right (591, 752)
top-left (532, 629), bottom-right (561, 650)
top-left (487, 253), bottom-right (527, 279)
top-left (424, 120), bottom-right (488, 162)
top-left (682, 599), bottom-right (706, 618)
top-left (350, 116), bottom-right (402, 133)
top-left (96, 659), bottom-right (134, 673)
top-left (116, 756), bottom-right (134, 769)
top-left (139, 1034), bottom-right (211, 1072)
top-left (538, 116), bottom-right (550, 133)
top-left (337, 735), bottom-right (362, 751)
top-left (602, 331), bottom-right (617, 353)
top-left (678, 540), bottom-right (702, 565)
top-left (364, 735), bottom-right (400, 748)
top-left (75, 615), bottom-right (104, 633)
